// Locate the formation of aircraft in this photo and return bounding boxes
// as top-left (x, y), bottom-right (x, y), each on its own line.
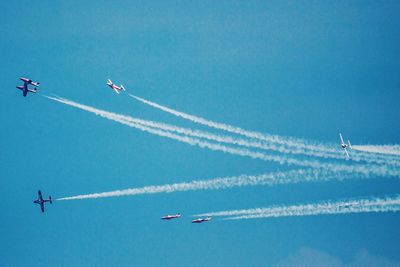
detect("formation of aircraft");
top-left (192, 217), bottom-right (212, 223)
top-left (23, 77), bottom-right (358, 219)
top-left (161, 213), bottom-right (181, 220)
top-left (16, 77), bottom-right (128, 97)
top-left (33, 190), bottom-right (52, 213)
top-left (339, 133), bottom-right (352, 159)
top-left (106, 79), bottom-right (125, 94)
top-left (16, 77), bottom-right (40, 97)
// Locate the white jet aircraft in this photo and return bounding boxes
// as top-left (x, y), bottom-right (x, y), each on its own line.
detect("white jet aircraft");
top-left (192, 217), bottom-right (212, 223)
top-left (106, 79), bottom-right (125, 94)
top-left (339, 133), bottom-right (352, 159)
top-left (161, 213), bottom-right (181, 220)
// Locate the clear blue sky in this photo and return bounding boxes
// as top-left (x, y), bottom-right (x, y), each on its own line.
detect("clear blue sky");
top-left (1, 1), bottom-right (400, 266)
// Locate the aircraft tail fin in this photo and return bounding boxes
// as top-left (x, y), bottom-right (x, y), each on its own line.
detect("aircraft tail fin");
top-left (348, 140), bottom-right (352, 149)
top-left (121, 85), bottom-right (125, 91)
top-left (49, 196), bottom-right (52, 204)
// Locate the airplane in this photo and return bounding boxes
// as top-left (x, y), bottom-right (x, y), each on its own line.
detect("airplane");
top-left (106, 79), bottom-right (125, 94)
top-left (20, 77), bottom-right (40, 87)
top-left (339, 133), bottom-right (352, 159)
top-left (33, 190), bottom-right (52, 213)
top-left (192, 217), bottom-right (212, 223)
top-left (16, 77), bottom-right (39, 97)
top-left (161, 213), bottom-right (181, 220)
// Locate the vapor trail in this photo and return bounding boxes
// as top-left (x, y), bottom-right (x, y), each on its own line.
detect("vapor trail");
top-left (48, 96), bottom-right (295, 158)
top-left (129, 94), bottom-right (334, 153)
top-left (45, 96), bottom-right (399, 177)
top-left (57, 168), bottom-right (365, 201)
top-left (352, 145), bottom-right (400, 156)
top-left (129, 94), bottom-right (400, 166)
top-left (194, 195), bottom-right (400, 220)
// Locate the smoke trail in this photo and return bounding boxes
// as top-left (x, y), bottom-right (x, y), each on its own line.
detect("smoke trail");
top-left (45, 96), bottom-right (399, 177)
top-left (352, 145), bottom-right (400, 156)
top-left (194, 195), bottom-right (400, 220)
top-left (129, 94), bottom-right (400, 166)
top-left (49, 96), bottom-right (293, 157)
top-left (129, 94), bottom-right (335, 153)
top-left (57, 168), bottom-right (368, 201)
top-left (122, 106), bottom-right (399, 166)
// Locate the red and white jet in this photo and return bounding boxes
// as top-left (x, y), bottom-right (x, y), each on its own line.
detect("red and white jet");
top-left (106, 79), bottom-right (125, 94)
top-left (192, 217), bottom-right (212, 223)
top-left (339, 133), bottom-right (352, 159)
top-left (161, 213), bottom-right (181, 220)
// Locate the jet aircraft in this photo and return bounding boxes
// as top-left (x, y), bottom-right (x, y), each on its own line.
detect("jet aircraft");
top-left (192, 217), bottom-right (212, 223)
top-left (20, 77), bottom-right (40, 87)
top-left (16, 77), bottom-right (40, 97)
top-left (33, 190), bottom-right (52, 213)
top-left (106, 79), bottom-right (125, 94)
top-left (161, 213), bottom-right (181, 220)
top-left (339, 133), bottom-right (352, 159)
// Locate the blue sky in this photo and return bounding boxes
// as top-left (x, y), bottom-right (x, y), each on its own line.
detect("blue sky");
top-left (1, 1), bottom-right (400, 266)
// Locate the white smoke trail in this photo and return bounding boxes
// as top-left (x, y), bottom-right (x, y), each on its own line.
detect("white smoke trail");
top-left (129, 94), bottom-right (400, 166)
top-left (352, 145), bottom-right (400, 156)
top-left (194, 195), bottom-right (400, 220)
top-left (57, 168), bottom-right (368, 201)
top-left (129, 94), bottom-right (335, 153)
top-left (45, 96), bottom-right (399, 177)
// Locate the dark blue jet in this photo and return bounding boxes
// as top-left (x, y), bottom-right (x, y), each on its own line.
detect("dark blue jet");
top-left (33, 190), bottom-right (52, 213)
top-left (16, 77), bottom-right (39, 97)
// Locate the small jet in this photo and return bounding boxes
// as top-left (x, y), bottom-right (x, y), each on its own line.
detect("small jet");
top-left (339, 133), bottom-right (352, 159)
top-left (161, 213), bottom-right (181, 220)
top-left (106, 79), bottom-right (125, 94)
top-left (33, 190), bottom-right (52, 213)
top-left (16, 77), bottom-right (40, 97)
top-left (20, 77), bottom-right (40, 87)
top-left (192, 217), bottom-right (212, 223)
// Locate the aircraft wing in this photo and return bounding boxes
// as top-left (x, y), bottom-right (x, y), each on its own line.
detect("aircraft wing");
top-left (107, 79), bottom-right (112, 84)
top-left (40, 203), bottom-right (45, 213)
top-left (113, 88), bottom-right (120, 94)
top-left (38, 190), bottom-right (43, 201)
top-left (28, 89), bottom-right (37, 93)
top-left (339, 133), bottom-right (345, 144)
